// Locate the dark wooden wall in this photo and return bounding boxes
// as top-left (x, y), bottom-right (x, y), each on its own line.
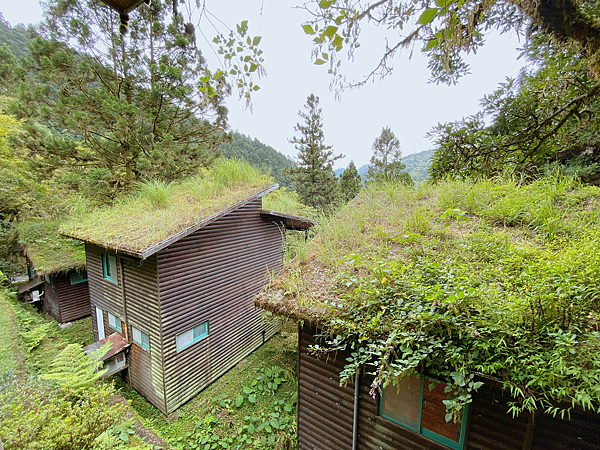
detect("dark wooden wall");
top-left (43, 277), bottom-right (59, 320)
top-left (157, 198), bottom-right (283, 414)
top-left (51, 272), bottom-right (90, 322)
top-left (86, 245), bottom-right (167, 412)
top-left (298, 326), bottom-right (600, 450)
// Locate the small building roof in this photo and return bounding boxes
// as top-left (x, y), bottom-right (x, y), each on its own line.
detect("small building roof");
top-left (17, 276), bottom-right (44, 294)
top-left (17, 220), bottom-right (86, 276)
top-left (60, 160), bottom-right (280, 259)
top-left (83, 332), bottom-right (129, 361)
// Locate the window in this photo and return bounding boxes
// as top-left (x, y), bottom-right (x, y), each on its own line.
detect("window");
top-left (45, 275), bottom-right (51, 284)
top-left (107, 312), bottom-right (122, 332)
top-left (176, 322), bottom-right (208, 351)
top-left (102, 254), bottom-right (118, 284)
top-left (70, 270), bottom-right (88, 285)
top-left (132, 326), bottom-right (150, 350)
top-left (380, 374), bottom-right (468, 449)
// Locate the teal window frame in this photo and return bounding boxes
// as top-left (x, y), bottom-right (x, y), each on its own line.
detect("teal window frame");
top-left (69, 270), bottom-right (88, 285)
top-left (132, 326), bottom-right (150, 351)
top-left (107, 312), bottom-right (122, 333)
top-left (176, 322), bottom-right (209, 351)
top-left (379, 375), bottom-right (468, 450)
top-left (101, 254), bottom-right (118, 284)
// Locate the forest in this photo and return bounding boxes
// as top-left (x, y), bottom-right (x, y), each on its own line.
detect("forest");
top-left (1, 0), bottom-right (600, 448)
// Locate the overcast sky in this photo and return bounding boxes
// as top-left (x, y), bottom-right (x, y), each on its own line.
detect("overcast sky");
top-left (2, 0), bottom-right (527, 169)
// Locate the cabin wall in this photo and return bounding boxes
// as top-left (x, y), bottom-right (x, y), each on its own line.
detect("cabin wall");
top-left (52, 272), bottom-right (90, 322)
top-left (157, 198), bottom-right (283, 414)
top-left (86, 244), bottom-right (166, 413)
top-left (298, 326), bottom-right (600, 450)
top-left (43, 277), bottom-right (59, 320)
top-left (121, 255), bottom-right (166, 414)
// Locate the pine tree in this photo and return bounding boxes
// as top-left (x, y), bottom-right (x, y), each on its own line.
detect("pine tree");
top-left (286, 94), bottom-right (343, 210)
top-left (339, 161), bottom-right (361, 202)
top-left (367, 127), bottom-right (411, 184)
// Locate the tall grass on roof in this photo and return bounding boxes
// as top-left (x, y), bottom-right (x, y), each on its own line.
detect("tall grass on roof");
top-left (60, 159), bottom-right (273, 254)
top-left (257, 176), bottom-right (600, 419)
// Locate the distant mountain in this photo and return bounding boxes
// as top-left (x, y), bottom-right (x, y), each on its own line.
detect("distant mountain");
top-left (335, 149), bottom-right (434, 182)
top-left (218, 131), bottom-right (294, 188)
top-left (0, 13), bottom-right (30, 59)
top-left (403, 149), bottom-right (435, 182)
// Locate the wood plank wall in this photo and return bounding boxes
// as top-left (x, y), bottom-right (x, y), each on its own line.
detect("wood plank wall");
top-left (43, 277), bottom-right (60, 320)
top-left (122, 255), bottom-right (166, 413)
top-left (53, 272), bottom-right (90, 322)
top-left (157, 199), bottom-right (283, 414)
top-left (298, 326), bottom-right (600, 450)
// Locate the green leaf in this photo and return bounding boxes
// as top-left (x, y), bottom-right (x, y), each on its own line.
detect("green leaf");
top-left (249, 63), bottom-right (258, 72)
top-left (236, 395), bottom-right (244, 407)
top-left (323, 25), bottom-right (338, 38)
top-left (302, 24), bottom-right (315, 35)
top-left (435, 0), bottom-right (448, 6)
top-left (248, 394), bottom-right (257, 403)
top-left (253, 36), bottom-right (262, 46)
top-left (243, 386), bottom-right (253, 394)
top-left (417, 8), bottom-right (438, 25)
top-left (270, 418), bottom-right (280, 428)
top-left (319, 0), bottom-right (336, 8)
top-left (315, 59), bottom-right (327, 65)
top-left (332, 35), bottom-right (343, 50)
top-left (284, 403), bottom-right (293, 412)
top-left (424, 39), bottom-right (438, 50)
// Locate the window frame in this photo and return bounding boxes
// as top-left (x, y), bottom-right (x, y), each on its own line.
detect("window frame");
top-left (379, 374), bottom-right (469, 450)
top-left (69, 270), bottom-right (88, 285)
top-left (101, 254), bottom-right (118, 284)
top-left (132, 325), bottom-right (150, 351)
top-left (107, 312), bottom-right (122, 333)
top-left (176, 322), bottom-right (209, 352)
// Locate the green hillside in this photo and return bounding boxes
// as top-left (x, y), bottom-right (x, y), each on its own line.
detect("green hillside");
top-left (0, 13), bottom-right (30, 59)
top-left (218, 131), bottom-right (293, 188)
top-left (402, 149), bottom-right (435, 181)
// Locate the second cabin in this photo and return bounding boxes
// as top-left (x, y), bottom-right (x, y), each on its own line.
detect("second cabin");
top-left (61, 160), bottom-right (314, 414)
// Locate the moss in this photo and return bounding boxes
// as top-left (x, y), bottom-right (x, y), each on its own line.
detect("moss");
top-left (17, 220), bottom-right (86, 275)
top-left (61, 159), bottom-right (275, 255)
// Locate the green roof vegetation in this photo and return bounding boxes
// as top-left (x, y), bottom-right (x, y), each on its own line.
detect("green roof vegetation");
top-left (256, 176), bottom-right (600, 417)
top-left (61, 159), bottom-right (274, 255)
top-left (17, 220), bottom-right (86, 275)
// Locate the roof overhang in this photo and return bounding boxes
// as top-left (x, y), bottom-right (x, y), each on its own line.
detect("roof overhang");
top-left (260, 210), bottom-right (316, 231)
top-left (17, 277), bottom-right (44, 294)
top-left (83, 332), bottom-right (130, 361)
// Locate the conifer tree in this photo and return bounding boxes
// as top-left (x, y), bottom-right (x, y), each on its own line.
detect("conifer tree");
top-left (367, 127), bottom-right (412, 184)
top-left (287, 94), bottom-right (343, 210)
top-left (339, 160), bottom-right (361, 202)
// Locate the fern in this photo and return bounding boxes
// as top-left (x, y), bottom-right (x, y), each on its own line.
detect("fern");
top-left (41, 342), bottom-right (111, 390)
top-left (20, 322), bottom-right (53, 352)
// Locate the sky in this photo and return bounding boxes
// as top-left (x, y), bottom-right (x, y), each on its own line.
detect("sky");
top-left (1, 0), bottom-right (527, 169)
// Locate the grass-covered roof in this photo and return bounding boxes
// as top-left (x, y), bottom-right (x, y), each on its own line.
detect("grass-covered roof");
top-left (61, 159), bottom-right (275, 257)
top-left (18, 220), bottom-right (86, 275)
top-left (256, 177), bottom-right (600, 417)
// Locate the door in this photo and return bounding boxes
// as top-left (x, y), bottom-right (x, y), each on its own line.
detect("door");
top-left (96, 306), bottom-right (105, 340)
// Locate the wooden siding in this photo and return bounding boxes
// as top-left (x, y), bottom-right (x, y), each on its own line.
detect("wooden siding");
top-left (53, 272), bottom-right (90, 322)
top-left (43, 278), bottom-right (59, 320)
top-left (298, 327), bottom-right (355, 450)
top-left (122, 255), bottom-right (166, 413)
top-left (86, 245), bottom-right (125, 341)
top-left (298, 326), bottom-right (600, 450)
top-left (157, 199), bottom-right (283, 414)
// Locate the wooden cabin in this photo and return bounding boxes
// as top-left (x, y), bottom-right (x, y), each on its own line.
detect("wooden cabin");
top-left (255, 179), bottom-right (600, 450)
top-left (61, 168), bottom-right (314, 414)
top-left (17, 221), bottom-right (90, 323)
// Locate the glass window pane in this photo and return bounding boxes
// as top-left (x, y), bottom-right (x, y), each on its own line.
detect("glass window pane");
top-left (142, 332), bottom-right (150, 349)
top-left (109, 256), bottom-right (118, 282)
top-left (177, 330), bottom-right (193, 350)
top-left (421, 378), bottom-right (461, 442)
top-left (381, 374), bottom-right (421, 431)
top-left (193, 322), bottom-right (207, 340)
top-left (132, 327), bottom-right (141, 344)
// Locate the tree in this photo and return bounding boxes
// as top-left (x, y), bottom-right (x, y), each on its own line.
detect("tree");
top-left (428, 38), bottom-right (600, 182)
top-left (299, 0), bottom-right (600, 88)
top-left (367, 127), bottom-right (412, 184)
top-left (339, 160), bottom-right (361, 202)
top-left (286, 94), bottom-right (343, 210)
